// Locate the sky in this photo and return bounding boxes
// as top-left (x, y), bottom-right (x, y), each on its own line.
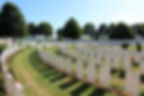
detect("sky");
top-left (0, 0), bottom-right (144, 31)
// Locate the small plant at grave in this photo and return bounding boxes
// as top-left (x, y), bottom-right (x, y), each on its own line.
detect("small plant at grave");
top-left (121, 43), bottom-right (129, 50)
top-left (111, 69), bottom-right (125, 79)
top-left (119, 70), bottom-right (125, 79)
top-left (140, 75), bottom-right (144, 83)
top-left (132, 61), bottom-right (139, 68)
top-left (0, 44), bottom-right (6, 54)
top-left (0, 74), bottom-right (5, 96)
top-left (136, 42), bottom-right (142, 52)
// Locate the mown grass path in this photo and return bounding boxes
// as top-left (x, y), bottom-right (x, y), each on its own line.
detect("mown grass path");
top-left (9, 48), bottom-right (116, 96)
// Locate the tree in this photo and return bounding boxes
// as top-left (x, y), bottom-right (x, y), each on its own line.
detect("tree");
top-left (109, 23), bottom-right (135, 39)
top-left (37, 22), bottom-right (53, 36)
top-left (97, 24), bottom-right (108, 39)
top-left (97, 24), bottom-right (107, 35)
top-left (83, 23), bottom-right (96, 38)
top-left (62, 18), bottom-right (82, 39)
top-left (28, 23), bottom-right (38, 35)
top-left (132, 24), bottom-right (144, 37)
top-left (0, 14), bottom-right (2, 33)
top-left (108, 24), bottom-right (116, 38)
top-left (0, 2), bottom-right (28, 37)
top-left (57, 28), bottom-right (64, 40)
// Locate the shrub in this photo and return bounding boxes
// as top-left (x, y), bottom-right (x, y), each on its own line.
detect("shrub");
top-left (121, 43), bottom-right (129, 50)
top-left (136, 43), bottom-right (142, 52)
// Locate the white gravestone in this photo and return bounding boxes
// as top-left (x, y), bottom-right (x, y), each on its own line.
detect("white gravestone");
top-left (113, 56), bottom-right (120, 69)
top-left (76, 60), bottom-right (83, 79)
top-left (87, 61), bottom-right (95, 83)
top-left (66, 59), bottom-right (72, 74)
top-left (125, 70), bottom-right (140, 96)
top-left (14, 82), bottom-right (24, 96)
top-left (140, 56), bottom-right (144, 74)
top-left (124, 55), bottom-right (131, 70)
top-left (134, 52), bottom-right (140, 64)
top-left (5, 73), bottom-right (14, 96)
top-left (99, 57), bottom-right (110, 88)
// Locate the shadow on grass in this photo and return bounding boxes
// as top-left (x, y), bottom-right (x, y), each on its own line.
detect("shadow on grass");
top-left (89, 88), bottom-right (107, 96)
top-left (60, 79), bottom-right (78, 89)
top-left (71, 83), bottom-right (91, 96)
top-left (50, 74), bottom-right (67, 82)
top-left (111, 69), bottom-right (125, 79)
top-left (28, 50), bottom-right (110, 96)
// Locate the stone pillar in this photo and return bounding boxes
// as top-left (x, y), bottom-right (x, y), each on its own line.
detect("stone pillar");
top-left (125, 70), bottom-right (140, 96)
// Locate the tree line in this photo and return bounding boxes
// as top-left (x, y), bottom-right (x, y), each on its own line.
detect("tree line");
top-left (1, 2), bottom-right (144, 40)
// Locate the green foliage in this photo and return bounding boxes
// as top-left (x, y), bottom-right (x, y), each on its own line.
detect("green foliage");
top-left (57, 28), bottom-right (64, 40)
top-left (0, 44), bottom-right (6, 54)
top-left (97, 24), bottom-right (107, 35)
top-left (0, 74), bottom-right (5, 96)
top-left (83, 23), bottom-right (96, 38)
top-left (58, 18), bottom-right (83, 39)
top-left (133, 24), bottom-right (144, 36)
top-left (37, 22), bottom-right (53, 36)
top-left (28, 22), bottom-right (53, 36)
top-left (109, 23), bottom-right (135, 39)
top-left (136, 43), bottom-right (142, 52)
top-left (121, 43), bottom-right (129, 50)
top-left (108, 24), bottom-right (116, 36)
top-left (0, 2), bottom-right (28, 37)
top-left (28, 23), bottom-right (37, 35)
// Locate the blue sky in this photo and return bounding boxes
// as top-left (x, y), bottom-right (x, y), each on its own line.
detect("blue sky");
top-left (0, 0), bottom-right (144, 31)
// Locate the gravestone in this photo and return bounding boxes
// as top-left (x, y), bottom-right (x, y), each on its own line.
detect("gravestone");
top-left (124, 54), bottom-right (131, 70)
top-left (125, 70), bottom-right (140, 96)
top-left (113, 55), bottom-right (120, 69)
top-left (99, 58), bottom-right (110, 88)
top-left (76, 60), bottom-right (83, 79)
top-left (66, 59), bottom-right (72, 74)
top-left (87, 61), bottom-right (95, 83)
top-left (14, 82), bottom-right (24, 96)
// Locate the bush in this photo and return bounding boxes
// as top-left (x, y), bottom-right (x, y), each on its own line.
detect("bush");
top-left (0, 44), bottom-right (6, 54)
top-left (121, 43), bottom-right (129, 50)
top-left (136, 43), bottom-right (142, 52)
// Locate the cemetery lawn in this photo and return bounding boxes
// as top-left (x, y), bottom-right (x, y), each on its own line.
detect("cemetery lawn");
top-left (8, 48), bottom-right (116, 96)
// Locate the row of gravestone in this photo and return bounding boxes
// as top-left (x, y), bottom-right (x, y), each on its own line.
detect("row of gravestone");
top-left (0, 46), bottom-right (24, 96)
top-left (38, 47), bottom-right (141, 96)
top-left (59, 46), bottom-right (144, 72)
